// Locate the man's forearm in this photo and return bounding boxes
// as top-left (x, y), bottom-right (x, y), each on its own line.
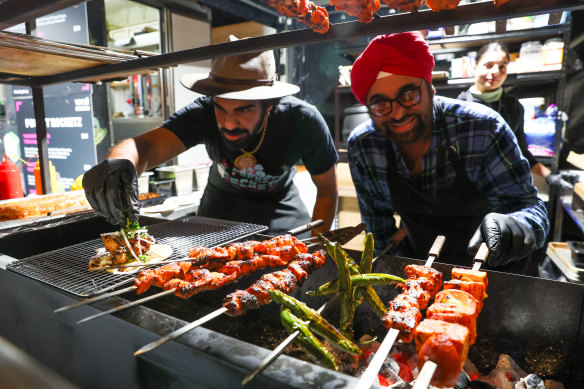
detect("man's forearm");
top-left (311, 195), bottom-right (337, 234)
top-left (105, 138), bottom-right (145, 173)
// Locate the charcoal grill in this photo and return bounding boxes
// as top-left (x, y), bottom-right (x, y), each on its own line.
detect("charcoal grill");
top-left (1, 220), bottom-right (584, 388)
top-left (5, 216), bottom-right (267, 297)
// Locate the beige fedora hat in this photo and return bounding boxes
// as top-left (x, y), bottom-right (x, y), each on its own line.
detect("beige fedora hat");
top-left (180, 35), bottom-right (299, 100)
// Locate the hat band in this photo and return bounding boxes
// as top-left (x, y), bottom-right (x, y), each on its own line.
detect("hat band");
top-left (209, 73), bottom-right (275, 86)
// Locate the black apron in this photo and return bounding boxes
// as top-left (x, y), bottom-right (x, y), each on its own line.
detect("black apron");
top-left (387, 105), bottom-right (536, 275)
top-left (198, 182), bottom-right (312, 236)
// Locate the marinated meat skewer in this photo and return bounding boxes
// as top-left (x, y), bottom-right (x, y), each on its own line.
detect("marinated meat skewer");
top-left (382, 0), bottom-right (422, 12)
top-left (162, 252), bottom-right (303, 299)
top-left (355, 235), bottom-right (446, 389)
top-left (133, 250), bottom-right (326, 356)
top-left (381, 264), bottom-right (444, 343)
top-left (330, 0), bottom-right (381, 23)
top-left (222, 251), bottom-right (325, 315)
top-left (134, 238), bottom-right (307, 294)
top-left (260, 0), bottom-right (330, 34)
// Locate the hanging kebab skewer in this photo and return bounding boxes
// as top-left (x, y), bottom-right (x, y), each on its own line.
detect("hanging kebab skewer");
top-left (241, 237), bottom-right (396, 385)
top-left (355, 235), bottom-right (446, 389)
top-left (76, 239), bottom-right (314, 325)
top-left (54, 220), bottom-right (327, 313)
top-left (412, 243), bottom-right (489, 389)
top-left (260, 0), bottom-right (330, 34)
top-left (133, 249), bottom-right (327, 356)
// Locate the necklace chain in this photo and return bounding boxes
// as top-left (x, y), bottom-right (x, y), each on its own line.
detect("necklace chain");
top-left (241, 112), bottom-right (270, 155)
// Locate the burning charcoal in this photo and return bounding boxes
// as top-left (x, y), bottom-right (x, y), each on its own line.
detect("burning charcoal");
top-left (515, 374), bottom-right (545, 389)
top-left (377, 355), bottom-right (402, 385)
top-left (481, 354), bottom-right (528, 389)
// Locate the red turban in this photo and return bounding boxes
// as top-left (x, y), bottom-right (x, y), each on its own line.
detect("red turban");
top-left (350, 32), bottom-right (435, 105)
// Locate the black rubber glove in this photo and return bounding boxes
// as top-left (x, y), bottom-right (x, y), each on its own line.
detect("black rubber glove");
top-left (546, 173), bottom-right (574, 190)
top-left (82, 159), bottom-right (140, 226)
top-left (468, 213), bottom-right (535, 267)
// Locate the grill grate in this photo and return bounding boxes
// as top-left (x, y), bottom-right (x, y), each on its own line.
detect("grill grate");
top-left (7, 216), bottom-right (267, 297)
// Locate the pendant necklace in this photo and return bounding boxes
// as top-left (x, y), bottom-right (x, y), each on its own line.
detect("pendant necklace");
top-left (234, 112), bottom-right (270, 170)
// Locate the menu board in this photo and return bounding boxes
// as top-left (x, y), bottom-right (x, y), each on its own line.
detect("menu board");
top-left (5, 4), bottom-right (97, 194)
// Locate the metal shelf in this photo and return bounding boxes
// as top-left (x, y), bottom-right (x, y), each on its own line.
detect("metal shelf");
top-left (427, 24), bottom-right (566, 50)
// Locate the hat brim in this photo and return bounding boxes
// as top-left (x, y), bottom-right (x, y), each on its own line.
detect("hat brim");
top-left (180, 73), bottom-right (300, 100)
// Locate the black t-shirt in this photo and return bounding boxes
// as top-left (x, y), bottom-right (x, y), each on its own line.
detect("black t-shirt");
top-left (162, 95), bottom-right (338, 198)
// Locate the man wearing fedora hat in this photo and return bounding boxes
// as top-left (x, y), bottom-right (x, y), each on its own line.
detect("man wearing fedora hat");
top-left (347, 32), bottom-right (549, 275)
top-left (83, 37), bottom-right (338, 235)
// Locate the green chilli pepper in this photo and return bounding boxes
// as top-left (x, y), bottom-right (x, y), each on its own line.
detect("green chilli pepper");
top-left (335, 243), bottom-right (354, 339)
top-left (360, 233), bottom-right (375, 274)
top-left (270, 290), bottom-right (361, 356)
top-left (280, 308), bottom-right (338, 371)
top-left (307, 273), bottom-right (406, 296)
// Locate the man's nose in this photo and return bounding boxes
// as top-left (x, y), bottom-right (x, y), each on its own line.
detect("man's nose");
top-left (387, 101), bottom-right (407, 120)
top-left (223, 112), bottom-right (239, 129)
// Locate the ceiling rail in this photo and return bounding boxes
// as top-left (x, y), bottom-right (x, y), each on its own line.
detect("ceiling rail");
top-left (11, 0), bottom-right (584, 87)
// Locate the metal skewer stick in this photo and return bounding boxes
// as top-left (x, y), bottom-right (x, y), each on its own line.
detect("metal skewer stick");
top-left (134, 306), bottom-right (230, 356)
top-left (54, 285), bottom-right (138, 313)
top-left (76, 288), bottom-right (177, 325)
top-left (241, 239), bottom-right (396, 385)
top-left (354, 235), bottom-right (446, 389)
top-left (411, 242), bottom-right (489, 389)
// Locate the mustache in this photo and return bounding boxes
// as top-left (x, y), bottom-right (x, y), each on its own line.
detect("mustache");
top-left (220, 127), bottom-right (249, 137)
top-left (383, 113), bottom-right (415, 125)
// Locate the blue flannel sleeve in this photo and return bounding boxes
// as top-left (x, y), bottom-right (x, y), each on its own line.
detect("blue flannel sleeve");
top-left (466, 118), bottom-right (550, 248)
top-left (347, 136), bottom-right (398, 253)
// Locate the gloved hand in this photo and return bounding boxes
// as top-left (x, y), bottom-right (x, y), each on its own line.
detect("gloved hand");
top-left (468, 213), bottom-right (535, 267)
top-left (82, 159), bottom-right (140, 226)
top-left (546, 173), bottom-right (574, 190)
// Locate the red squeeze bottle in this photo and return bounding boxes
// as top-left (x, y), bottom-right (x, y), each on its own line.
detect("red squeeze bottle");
top-left (0, 154), bottom-right (24, 200)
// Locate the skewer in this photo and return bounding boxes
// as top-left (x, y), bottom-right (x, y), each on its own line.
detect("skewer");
top-left (411, 242), bottom-right (489, 389)
top-left (241, 239), bottom-right (396, 385)
top-left (56, 221), bottom-right (327, 312)
top-left (76, 288), bottom-right (177, 325)
top-left (354, 235), bottom-right (446, 389)
top-left (53, 285), bottom-right (138, 313)
top-left (134, 306), bottom-right (230, 356)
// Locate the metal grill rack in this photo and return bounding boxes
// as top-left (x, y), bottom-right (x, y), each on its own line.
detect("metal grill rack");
top-left (6, 216), bottom-right (267, 297)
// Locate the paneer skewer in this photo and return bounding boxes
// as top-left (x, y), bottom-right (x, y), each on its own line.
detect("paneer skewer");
top-left (355, 235), bottom-right (446, 389)
top-left (412, 244), bottom-right (489, 389)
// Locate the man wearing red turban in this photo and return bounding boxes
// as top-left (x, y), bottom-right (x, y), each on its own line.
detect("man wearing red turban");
top-left (347, 32), bottom-right (549, 275)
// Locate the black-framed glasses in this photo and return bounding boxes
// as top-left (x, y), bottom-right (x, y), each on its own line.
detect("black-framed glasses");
top-left (366, 80), bottom-right (424, 117)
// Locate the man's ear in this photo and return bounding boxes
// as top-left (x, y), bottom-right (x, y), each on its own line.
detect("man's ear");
top-left (430, 84), bottom-right (436, 98)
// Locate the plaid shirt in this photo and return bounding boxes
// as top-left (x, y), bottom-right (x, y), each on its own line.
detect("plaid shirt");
top-left (347, 95), bottom-right (549, 252)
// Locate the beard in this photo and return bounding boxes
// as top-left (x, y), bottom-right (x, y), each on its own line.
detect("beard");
top-left (219, 110), bottom-right (267, 153)
top-left (373, 110), bottom-right (432, 145)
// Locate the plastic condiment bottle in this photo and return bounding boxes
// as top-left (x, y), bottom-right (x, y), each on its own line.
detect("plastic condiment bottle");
top-left (0, 154), bottom-right (24, 200)
top-left (33, 160), bottom-right (58, 194)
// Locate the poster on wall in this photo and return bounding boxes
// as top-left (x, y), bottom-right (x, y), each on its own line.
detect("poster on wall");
top-left (4, 4), bottom-right (97, 194)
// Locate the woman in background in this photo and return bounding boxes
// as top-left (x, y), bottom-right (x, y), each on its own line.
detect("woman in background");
top-left (457, 42), bottom-right (574, 189)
